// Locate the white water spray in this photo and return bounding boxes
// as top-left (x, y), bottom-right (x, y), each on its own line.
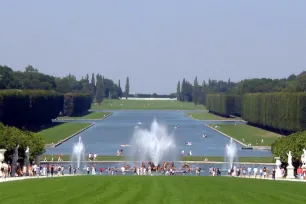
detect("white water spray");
top-left (71, 136), bottom-right (86, 169)
top-left (225, 138), bottom-right (238, 169)
top-left (130, 119), bottom-right (177, 165)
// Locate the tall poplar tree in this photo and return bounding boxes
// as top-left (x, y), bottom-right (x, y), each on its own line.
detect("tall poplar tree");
top-left (117, 79), bottom-right (123, 98)
top-left (193, 76), bottom-right (199, 104)
top-left (177, 81), bottom-right (181, 101)
top-left (95, 74), bottom-right (104, 105)
top-left (125, 77), bottom-right (130, 99)
top-left (90, 73), bottom-right (96, 100)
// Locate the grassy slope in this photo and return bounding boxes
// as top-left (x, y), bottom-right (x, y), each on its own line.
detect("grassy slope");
top-left (91, 99), bottom-right (206, 110)
top-left (41, 155), bottom-right (273, 163)
top-left (1, 176), bottom-right (305, 204)
top-left (209, 124), bottom-right (282, 146)
top-left (57, 112), bottom-right (111, 119)
top-left (187, 112), bottom-right (238, 120)
top-left (39, 123), bottom-right (92, 144)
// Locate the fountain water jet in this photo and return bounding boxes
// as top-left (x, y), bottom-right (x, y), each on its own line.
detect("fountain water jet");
top-left (71, 136), bottom-right (86, 169)
top-left (129, 119), bottom-right (177, 166)
top-left (224, 138), bottom-right (238, 169)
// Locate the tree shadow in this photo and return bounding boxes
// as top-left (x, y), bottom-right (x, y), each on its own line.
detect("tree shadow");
top-left (28, 122), bottom-right (66, 133)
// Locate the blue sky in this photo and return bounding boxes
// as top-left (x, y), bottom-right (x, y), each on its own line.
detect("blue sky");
top-left (0, 0), bottom-right (305, 94)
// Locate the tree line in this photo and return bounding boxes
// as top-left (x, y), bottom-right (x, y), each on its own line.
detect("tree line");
top-left (177, 71), bottom-right (306, 105)
top-left (0, 65), bottom-right (129, 103)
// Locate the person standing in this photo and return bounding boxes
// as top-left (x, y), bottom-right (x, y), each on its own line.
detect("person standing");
top-left (272, 168), bottom-right (276, 180)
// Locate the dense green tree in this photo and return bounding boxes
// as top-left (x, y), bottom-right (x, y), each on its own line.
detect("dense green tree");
top-left (125, 77), bottom-right (130, 99)
top-left (0, 123), bottom-right (45, 163)
top-left (271, 131), bottom-right (306, 165)
top-left (25, 65), bottom-right (38, 73)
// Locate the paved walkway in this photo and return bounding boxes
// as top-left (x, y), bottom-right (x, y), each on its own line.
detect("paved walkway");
top-left (228, 175), bottom-right (306, 183)
top-left (2, 174), bottom-right (306, 184)
top-left (0, 174), bottom-right (77, 183)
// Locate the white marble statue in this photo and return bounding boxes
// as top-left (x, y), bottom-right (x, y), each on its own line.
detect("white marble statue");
top-left (25, 146), bottom-right (29, 154)
top-left (287, 151), bottom-right (293, 167)
top-left (301, 149), bottom-right (306, 165)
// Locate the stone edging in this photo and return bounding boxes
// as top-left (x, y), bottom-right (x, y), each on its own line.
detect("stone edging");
top-left (205, 124), bottom-right (272, 150)
top-left (45, 123), bottom-right (95, 148)
top-left (54, 112), bottom-right (113, 121)
top-left (39, 160), bottom-right (275, 165)
top-left (205, 124), bottom-right (247, 147)
top-left (187, 113), bottom-right (245, 122)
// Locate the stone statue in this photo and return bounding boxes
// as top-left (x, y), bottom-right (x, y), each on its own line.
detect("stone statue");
top-left (24, 146), bottom-right (30, 167)
top-left (25, 146), bottom-right (29, 154)
top-left (287, 151), bottom-right (293, 167)
top-left (301, 149), bottom-right (306, 166)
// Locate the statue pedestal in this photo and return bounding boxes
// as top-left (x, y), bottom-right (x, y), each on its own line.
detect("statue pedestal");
top-left (0, 149), bottom-right (7, 177)
top-left (274, 157), bottom-right (282, 179)
top-left (286, 165), bottom-right (295, 179)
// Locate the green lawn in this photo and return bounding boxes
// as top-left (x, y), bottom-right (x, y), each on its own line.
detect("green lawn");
top-left (1, 176), bottom-right (305, 204)
top-left (41, 155), bottom-right (273, 163)
top-left (187, 112), bottom-right (239, 120)
top-left (91, 99), bottom-right (205, 110)
top-left (57, 111), bottom-right (111, 120)
top-left (39, 122), bottom-right (92, 144)
top-left (209, 124), bottom-right (282, 146)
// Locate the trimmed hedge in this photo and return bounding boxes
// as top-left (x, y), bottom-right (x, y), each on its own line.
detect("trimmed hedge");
top-left (242, 93), bottom-right (306, 134)
top-left (63, 93), bottom-right (91, 116)
top-left (0, 90), bottom-right (63, 127)
top-left (206, 94), bottom-right (242, 117)
top-left (206, 92), bottom-right (306, 133)
top-left (206, 94), bottom-right (229, 117)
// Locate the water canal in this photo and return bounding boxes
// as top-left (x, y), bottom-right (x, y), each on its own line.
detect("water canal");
top-left (45, 110), bottom-right (272, 158)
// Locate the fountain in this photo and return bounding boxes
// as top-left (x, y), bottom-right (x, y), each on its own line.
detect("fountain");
top-left (224, 138), bottom-right (238, 169)
top-left (129, 119), bottom-right (177, 166)
top-left (71, 136), bottom-right (86, 169)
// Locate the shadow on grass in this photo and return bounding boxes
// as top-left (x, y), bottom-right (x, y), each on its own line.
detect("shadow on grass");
top-left (29, 122), bottom-right (66, 133)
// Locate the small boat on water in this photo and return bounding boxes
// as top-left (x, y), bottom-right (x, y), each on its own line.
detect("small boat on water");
top-left (186, 142), bottom-right (192, 146)
top-left (120, 144), bottom-right (131, 147)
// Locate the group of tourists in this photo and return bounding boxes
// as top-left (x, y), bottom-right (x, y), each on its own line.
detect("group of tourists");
top-left (226, 165), bottom-right (306, 180)
top-left (83, 162), bottom-right (204, 176)
top-left (88, 153), bottom-right (97, 161)
top-left (116, 149), bottom-right (124, 156)
top-left (227, 166), bottom-right (277, 179)
top-left (0, 163), bottom-right (79, 178)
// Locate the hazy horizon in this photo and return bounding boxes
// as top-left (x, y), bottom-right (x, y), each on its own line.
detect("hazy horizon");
top-left (1, 0), bottom-right (305, 94)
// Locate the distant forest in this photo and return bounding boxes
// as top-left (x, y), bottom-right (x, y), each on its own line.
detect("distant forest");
top-left (176, 72), bottom-right (306, 104)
